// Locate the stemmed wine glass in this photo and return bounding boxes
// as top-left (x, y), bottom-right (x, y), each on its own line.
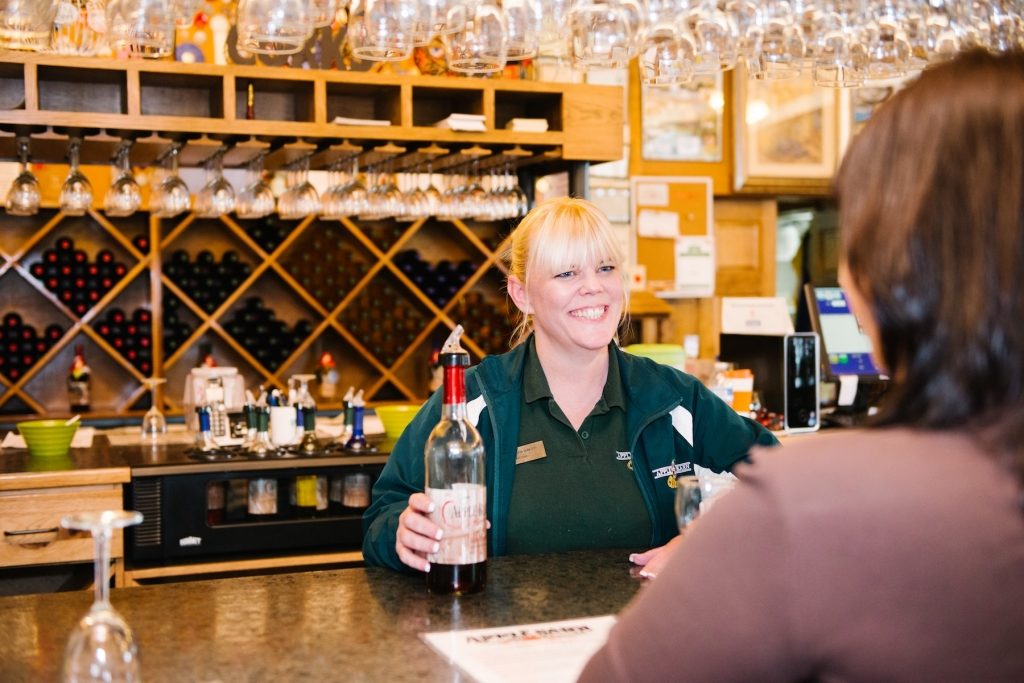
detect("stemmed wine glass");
top-left (60, 137), bottom-right (93, 216)
top-left (152, 143), bottom-right (191, 218)
top-left (235, 152), bottom-right (275, 219)
top-left (337, 154), bottom-right (369, 217)
top-left (193, 147), bottom-right (235, 218)
top-left (60, 509), bottom-right (144, 683)
top-left (674, 476), bottom-right (702, 532)
top-left (6, 136), bottom-right (40, 216)
top-left (140, 377), bottom-right (167, 443)
top-left (277, 155), bottom-right (320, 219)
top-left (104, 142), bottom-right (142, 217)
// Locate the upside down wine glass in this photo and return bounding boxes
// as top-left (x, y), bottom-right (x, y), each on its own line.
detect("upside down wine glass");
top-left (140, 377), bottom-right (167, 443)
top-left (675, 476), bottom-right (702, 533)
top-left (60, 509), bottom-right (144, 683)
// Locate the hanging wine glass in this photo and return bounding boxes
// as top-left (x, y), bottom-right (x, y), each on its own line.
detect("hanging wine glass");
top-left (152, 143), bottom-right (191, 218)
top-left (60, 137), bottom-right (93, 216)
top-left (277, 155), bottom-right (320, 219)
top-left (319, 158), bottom-right (349, 220)
top-left (235, 152), bottom-right (275, 219)
top-left (421, 158), bottom-right (443, 217)
top-left (338, 154), bottom-right (369, 217)
top-left (104, 142), bottom-right (142, 217)
top-left (6, 136), bottom-right (40, 217)
top-left (140, 377), bottom-right (167, 443)
top-left (60, 509), bottom-right (144, 683)
top-left (193, 147), bottom-right (236, 218)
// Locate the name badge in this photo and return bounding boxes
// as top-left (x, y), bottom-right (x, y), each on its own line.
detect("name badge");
top-left (516, 440), bottom-right (547, 465)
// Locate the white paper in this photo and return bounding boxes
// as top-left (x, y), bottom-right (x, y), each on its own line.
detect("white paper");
top-left (635, 182), bottom-right (669, 207)
top-left (421, 615), bottom-right (616, 683)
top-left (331, 116), bottom-right (392, 127)
top-left (674, 236), bottom-right (715, 296)
top-left (637, 209), bottom-right (679, 238)
top-left (720, 297), bottom-right (795, 335)
top-left (837, 374), bottom-right (859, 406)
top-left (2, 427), bottom-right (95, 450)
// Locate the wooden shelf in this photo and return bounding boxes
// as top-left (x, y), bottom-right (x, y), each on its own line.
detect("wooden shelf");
top-left (0, 55), bottom-right (624, 419)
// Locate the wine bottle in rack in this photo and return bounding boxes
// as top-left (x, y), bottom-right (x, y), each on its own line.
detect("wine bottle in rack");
top-left (68, 344), bottom-right (91, 412)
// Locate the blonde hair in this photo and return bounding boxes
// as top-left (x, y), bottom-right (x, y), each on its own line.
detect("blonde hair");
top-left (505, 197), bottom-right (629, 346)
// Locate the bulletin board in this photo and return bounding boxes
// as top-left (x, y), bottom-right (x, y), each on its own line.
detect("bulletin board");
top-left (630, 176), bottom-right (715, 298)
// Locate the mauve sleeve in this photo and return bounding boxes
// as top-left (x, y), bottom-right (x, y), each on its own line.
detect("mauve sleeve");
top-left (578, 455), bottom-right (810, 683)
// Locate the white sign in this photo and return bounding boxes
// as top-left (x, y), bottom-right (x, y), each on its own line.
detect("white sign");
top-left (636, 209), bottom-right (679, 238)
top-left (635, 182), bottom-right (670, 207)
top-left (421, 615), bottom-right (616, 683)
top-left (673, 236), bottom-right (716, 297)
top-left (720, 297), bottom-right (795, 335)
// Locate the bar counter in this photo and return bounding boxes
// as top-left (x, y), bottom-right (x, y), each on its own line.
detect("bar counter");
top-left (0, 549), bottom-right (643, 682)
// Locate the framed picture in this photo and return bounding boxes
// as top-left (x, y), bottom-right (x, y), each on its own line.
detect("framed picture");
top-left (734, 70), bottom-right (841, 194)
top-left (641, 74), bottom-right (724, 163)
top-left (838, 72), bottom-right (921, 158)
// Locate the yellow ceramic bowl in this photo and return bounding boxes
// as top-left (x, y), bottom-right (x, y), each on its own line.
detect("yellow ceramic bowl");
top-left (374, 404), bottom-right (421, 441)
top-left (16, 419), bottom-right (79, 458)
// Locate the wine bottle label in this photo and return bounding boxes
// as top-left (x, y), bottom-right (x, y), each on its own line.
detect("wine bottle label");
top-left (426, 483), bottom-right (487, 565)
top-left (248, 478), bottom-right (278, 515)
top-left (295, 475), bottom-right (317, 507)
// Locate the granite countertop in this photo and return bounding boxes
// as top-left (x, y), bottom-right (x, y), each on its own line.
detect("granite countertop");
top-left (0, 434), bottom-right (393, 488)
top-left (0, 549), bottom-right (644, 682)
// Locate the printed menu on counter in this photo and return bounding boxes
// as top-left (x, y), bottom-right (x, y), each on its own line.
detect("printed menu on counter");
top-left (421, 615), bottom-right (616, 683)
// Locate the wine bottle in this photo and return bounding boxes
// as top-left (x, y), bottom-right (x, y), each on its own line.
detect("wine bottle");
top-left (67, 344), bottom-right (91, 412)
top-left (424, 324), bottom-right (487, 595)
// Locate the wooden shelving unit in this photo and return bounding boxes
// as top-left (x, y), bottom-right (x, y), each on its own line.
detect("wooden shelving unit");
top-left (0, 54), bottom-right (624, 419)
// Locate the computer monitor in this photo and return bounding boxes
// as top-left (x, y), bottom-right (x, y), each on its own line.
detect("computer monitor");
top-left (804, 284), bottom-right (886, 381)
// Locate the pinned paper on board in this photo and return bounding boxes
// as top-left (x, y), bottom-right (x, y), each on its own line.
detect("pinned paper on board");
top-left (637, 209), bottom-right (679, 238)
top-left (631, 176), bottom-right (715, 297)
top-left (674, 236), bottom-right (715, 297)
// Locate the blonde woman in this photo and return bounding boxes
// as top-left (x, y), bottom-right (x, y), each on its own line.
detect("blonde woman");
top-left (363, 197), bottom-right (777, 573)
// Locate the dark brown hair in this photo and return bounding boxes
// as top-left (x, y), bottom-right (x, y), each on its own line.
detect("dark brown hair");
top-left (835, 50), bottom-right (1024, 488)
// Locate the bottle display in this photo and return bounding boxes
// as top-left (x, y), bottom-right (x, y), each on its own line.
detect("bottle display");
top-left (162, 294), bottom-right (196, 356)
top-left (424, 325), bottom-right (487, 595)
top-left (315, 351), bottom-right (339, 401)
top-left (294, 374), bottom-right (320, 454)
top-left (95, 307), bottom-right (153, 375)
top-left (222, 297), bottom-right (312, 372)
top-left (194, 405), bottom-right (219, 451)
top-left (163, 249), bottom-right (253, 315)
top-left (29, 236), bottom-right (129, 317)
top-left (343, 389), bottom-right (369, 451)
top-left (67, 344), bottom-right (92, 412)
top-left (247, 477), bottom-right (278, 519)
top-left (0, 313), bottom-right (64, 381)
top-left (394, 251), bottom-right (477, 308)
top-left (281, 223), bottom-right (373, 311)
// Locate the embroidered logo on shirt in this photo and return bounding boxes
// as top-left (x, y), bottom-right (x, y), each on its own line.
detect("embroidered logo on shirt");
top-left (616, 450), bottom-right (633, 471)
top-left (652, 461), bottom-right (692, 482)
top-left (516, 441), bottom-right (547, 465)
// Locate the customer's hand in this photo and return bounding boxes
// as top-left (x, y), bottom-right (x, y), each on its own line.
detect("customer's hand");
top-left (629, 535), bottom-right (684, 579)
top-left (396, 492), bottom-right (442, 573)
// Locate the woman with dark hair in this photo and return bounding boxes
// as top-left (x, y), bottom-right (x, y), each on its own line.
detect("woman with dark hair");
top-left (580, 50), bottom-right (1024, 682)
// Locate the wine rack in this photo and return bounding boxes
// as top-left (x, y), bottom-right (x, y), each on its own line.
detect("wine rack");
top-left (0, 54), bottom-right (623, 419)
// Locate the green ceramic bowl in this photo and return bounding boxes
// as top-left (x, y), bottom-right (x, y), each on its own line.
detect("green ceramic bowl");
top-left (16, 419), bottom-right (79, 458)
top-left (374, 404), bottom-right (421, 441)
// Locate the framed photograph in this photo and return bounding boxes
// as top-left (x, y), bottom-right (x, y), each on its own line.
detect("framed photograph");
top-left (734, 71), bottom-right (841, 194)
top-left (838, 73), bottom-right (921, 158)
top-left (641, 74), bottom-right (724, 163)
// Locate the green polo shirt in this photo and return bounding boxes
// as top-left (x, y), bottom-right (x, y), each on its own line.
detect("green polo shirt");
top-left (505, 340), bottom-right (651, 554)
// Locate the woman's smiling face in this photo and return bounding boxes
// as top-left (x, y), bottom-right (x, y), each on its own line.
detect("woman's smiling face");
top-left (514, 256), bottom-right (624, 355)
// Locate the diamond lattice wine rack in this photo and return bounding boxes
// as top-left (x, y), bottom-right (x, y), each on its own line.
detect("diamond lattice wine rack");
top-left (0, 53), bottom-right (623, 419)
